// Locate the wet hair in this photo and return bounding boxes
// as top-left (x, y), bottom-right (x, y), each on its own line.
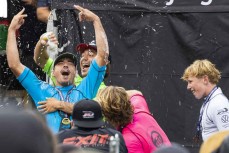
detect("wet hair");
top-left (96, 86), bottom-right (134, 128)
top-left (181, 59), bottom-right (221, 84)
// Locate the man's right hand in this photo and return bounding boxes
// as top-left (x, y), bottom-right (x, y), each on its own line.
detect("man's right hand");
top-left (39, 32), bottom-right (58, 47)
top-left (9, 8), bottom-right (27, 31)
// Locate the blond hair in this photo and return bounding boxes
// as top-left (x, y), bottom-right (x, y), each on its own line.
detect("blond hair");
top-left (96, 86), bottom-right (134, 128)
top-left (181, 59), bottom-right (221, 84)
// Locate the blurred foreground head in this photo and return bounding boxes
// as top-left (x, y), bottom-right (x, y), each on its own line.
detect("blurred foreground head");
top-left (154, 143), bottom-right (190, 153)
top-left (0, 108), bottom-right (57, 153)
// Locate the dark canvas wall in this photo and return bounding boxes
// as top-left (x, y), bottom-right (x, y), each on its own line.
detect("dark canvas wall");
top-left (51, 0), bottom-right (229, 152)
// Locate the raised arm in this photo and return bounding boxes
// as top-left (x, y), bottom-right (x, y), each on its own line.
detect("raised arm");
top-left (6, 8), bottom-right (27, 77)
top-left (34, 32), bottom-right (57, 69)
top-left (74, 5), bottom-right (109, 67)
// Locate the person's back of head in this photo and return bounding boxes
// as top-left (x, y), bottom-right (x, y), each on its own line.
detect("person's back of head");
top-left (96, 86), bottom-right (134, 128)
top-left (57, 144), bottom-right (79, 153)
top-left (0, 108), bottom-right (57, 153)
top-left (199, 130), bottom-right (229, 153)
top-left (154, 143), bottom-right (190, 153)
top-left (72, 99), bottom-right (105, 129)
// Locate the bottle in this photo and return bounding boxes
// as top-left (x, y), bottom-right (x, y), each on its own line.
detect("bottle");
top-left (42, 32), bottom-right (58, 52)
top-left (109, 134), bottom-right (120, 153)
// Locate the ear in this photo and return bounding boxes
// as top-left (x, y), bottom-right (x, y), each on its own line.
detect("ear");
top-left (51, 69), bottom-right (55, 77)
top-left (202, 75), bottom-right (209, 85)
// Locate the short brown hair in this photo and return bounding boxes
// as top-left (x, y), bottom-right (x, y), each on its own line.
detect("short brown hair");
top-left (181, 59), bottom-right (221, 84)
top-left (96, 86), bottom-right (134, 128)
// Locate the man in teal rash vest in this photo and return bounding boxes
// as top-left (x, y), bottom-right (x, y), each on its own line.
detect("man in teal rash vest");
top-left (6, 6), bottom-right (109, 133)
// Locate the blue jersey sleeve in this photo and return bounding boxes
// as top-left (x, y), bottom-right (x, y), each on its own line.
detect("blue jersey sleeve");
top-left (17, 67), bottom-right (51, 106)
top-left (78, 59), bottom-right (106, 99)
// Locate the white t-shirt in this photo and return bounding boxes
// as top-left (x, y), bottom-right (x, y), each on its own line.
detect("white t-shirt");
top-left (0, 0), bottom-right (7, 18)
top-left (201, 87), bottom-right (229, 141)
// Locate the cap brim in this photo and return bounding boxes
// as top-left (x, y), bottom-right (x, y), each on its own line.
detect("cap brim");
top-left (54, 53), bottom-right (77, 67)
top-left (76, 43), bottom-right (97, 54)
top-left (73, 119), bottom-right (105, 128)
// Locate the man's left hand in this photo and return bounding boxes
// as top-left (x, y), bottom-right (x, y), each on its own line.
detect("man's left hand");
top-left (37, 98), bottom-right (62, 114)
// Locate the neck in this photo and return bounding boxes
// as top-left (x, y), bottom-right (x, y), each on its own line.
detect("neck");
top-left (56, 81), bottom-right (73, 87)
top-left (205, 84), bottom-right (217, 97)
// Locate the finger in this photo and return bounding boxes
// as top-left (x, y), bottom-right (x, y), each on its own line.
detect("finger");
top-left (18, 8), bottom-right (25, 15)
top-left (43, 110), bottom-right (49, 114)
top-left (38, 108), bottom-right (46, 112)
top-left (49, 33), bottom-right (56, 38)
top-left (40, 39), bottom-right (48, 46)
top-left (19, 14), bottom-right (28, 18)
top-left (38, 101), bottom-right (46, 105)
top-left (37, 105), bottom-right (45, 109)
top-left (78, 12), bottom-right (83, 21)
top-left (74, 5), bottom-right (84, 11)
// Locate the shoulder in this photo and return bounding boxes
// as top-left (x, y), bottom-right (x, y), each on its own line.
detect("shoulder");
top-left (126, 90), bottom-right (142, 98)
top-left (207, 94), bottom-right (229, 116)
top-left (209, 93), bottom-right (229, 108)
top-left (90, 59), bottom-right (106, 71)
top-left (57, 129), bottom-right (73, 137)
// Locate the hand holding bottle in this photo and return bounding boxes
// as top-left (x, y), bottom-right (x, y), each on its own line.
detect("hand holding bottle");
top-left (40, 32), bottom-right (58, 52)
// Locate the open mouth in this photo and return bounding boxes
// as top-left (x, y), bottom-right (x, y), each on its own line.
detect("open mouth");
top-left (82, 63), bottom-right (90, 70)
top-left (60, 69), bottom-right (70, 76)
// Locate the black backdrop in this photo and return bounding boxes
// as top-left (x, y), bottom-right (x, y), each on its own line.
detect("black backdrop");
top-left (51, 0), bottom-right (229, 152)
top-left (4, 0), bottom-right (229, 152)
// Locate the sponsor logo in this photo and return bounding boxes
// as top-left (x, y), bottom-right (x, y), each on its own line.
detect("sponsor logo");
top-left (217, 108), bottom-right (228, 115)
top-left (151, 131), bottom-right (164, 147)
top-left (63, 134), bottom-right (110, 147)
top-left (82, 111), bottom-right (94, 119)
top-left (221, 115), bottom-right (229, 123)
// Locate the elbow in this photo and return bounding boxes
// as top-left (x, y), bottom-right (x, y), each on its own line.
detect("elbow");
top-left (8, 62), bottom-right (19, 70)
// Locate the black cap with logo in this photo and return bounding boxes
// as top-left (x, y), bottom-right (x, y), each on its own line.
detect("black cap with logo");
top-left (72, 99), bottom-right (105, 128)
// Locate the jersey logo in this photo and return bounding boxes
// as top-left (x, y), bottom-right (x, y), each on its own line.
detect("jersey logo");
top-left (217, 108), bottom-right (228, 115)
top-left (151, 131), bottom-right (164, 147)
top-left (63, 134), bottom-right (110, 147)
top-left (221, 115), bottom-right (229, 123)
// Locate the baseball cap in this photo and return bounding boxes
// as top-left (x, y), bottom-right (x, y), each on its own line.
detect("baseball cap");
top-left (53, 52), bottom-right (77, 67)
top-left (199, 130), bottom-right (229, 153)
top-left (76, 41), bottom-right (112, 64)
top-left (72, 99), bottom-right (105, 128)
top-left (76, 40), bottom-right (97, 54)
